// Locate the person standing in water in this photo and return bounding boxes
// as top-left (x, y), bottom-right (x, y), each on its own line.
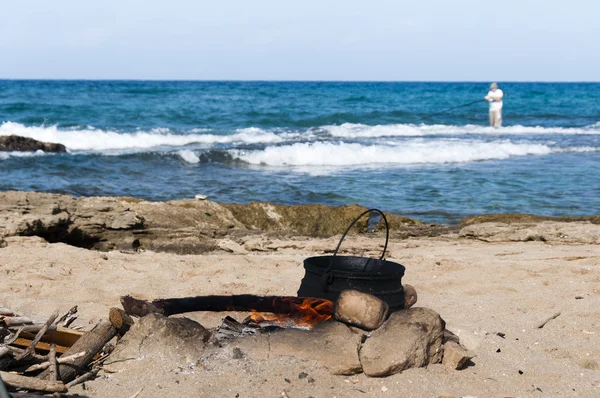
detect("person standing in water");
top-left (485, 82), bottom-right (504, 127)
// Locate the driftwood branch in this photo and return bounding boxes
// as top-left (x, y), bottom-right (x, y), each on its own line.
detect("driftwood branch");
top-left (6, 347), bottom-right (47, 362)
top-left (39, 320), bottom-right (116, 382)
top-left (121, 294), bottom-right (334, 317)
top-left (0, 346), bottom-right (10, 359)
top-left (55, 306), bottom-right (78, 326)
top-left (4, 326), bottom-right (25, 345)
top-left (8, 324), bottom-right (57, 334)
top-left (66, 367), bottom-right (100, 388)
top-left (24, 351), bottom-right (86, 373)
top-left (47, 344), bottom-right (57, 381)
top-left (0, 370), bottom-right (67, 393)
top-left (0, 308), bottom-right (16, 316)
top-left (2, 317), bottom-right (36, 327)
top-left (15, 309), bottom-right (59, 361)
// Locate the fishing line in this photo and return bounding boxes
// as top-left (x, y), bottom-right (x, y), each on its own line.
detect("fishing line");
top-left (428, 92), bottom-right (508, 118)
top-left (429, 99), bottom-right (483, 117)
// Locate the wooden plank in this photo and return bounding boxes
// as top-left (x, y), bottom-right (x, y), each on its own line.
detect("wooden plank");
top-left (11, 338), bottom-right (70, 355)
top-left (20, 327), bottom-right (84, 348)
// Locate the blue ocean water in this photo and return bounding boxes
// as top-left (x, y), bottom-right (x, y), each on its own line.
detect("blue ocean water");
top-left (1, 80), bottom-right (599, 224)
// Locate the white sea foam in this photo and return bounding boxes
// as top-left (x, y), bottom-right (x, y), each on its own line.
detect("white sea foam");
top-left (0, 150), bottom-right (48, 160)
top-left (0, 122), bottom-right (283, 151)
top-left (178, 150), bottom-right (200, 164)
top-left (323, 122), bottom-right (600, 138)
top-left (3, 120), bottom-right (599, 157)
top-left (230, 140), bottom-right (596, 167)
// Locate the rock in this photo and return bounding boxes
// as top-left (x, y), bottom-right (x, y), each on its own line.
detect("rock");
top-left (442, 341), bottom-right (474, 370)
top-left (106, 313), bottom-right (211, 372)
top-left (359, 307), bottom-right (445, 377)
top-left (443, 329), bottom-right (460, 344)
top-left (107, 211), bottom-right (144, 230)
top-left (461, 213), bottom-right (600, 225)
top-left (403, 284), bottom-right (418, 309)
top-left (0, 191), bottom-right (243, 254)
top-left (217, 239), bottom-right (248, 254)
top-left (0, 237), bottom-right (6, 248)
top-left (444, 326), bottom-right (481, 351)
top-left (335, 290), bottom-right (389, 330)
top-left (0, 135), bottom-right (67, 152)
top-left (224, 202), bottom-right (421, 236)
top-left (459, 221), bottom-right (600, 244)
top-left (232, 321), bottom-right (364, 375)
top-left (0, 190), bottom-right (469, 254)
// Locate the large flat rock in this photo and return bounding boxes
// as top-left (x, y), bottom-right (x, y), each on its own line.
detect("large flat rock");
top-left (230, 321), bottom-right (364, 375)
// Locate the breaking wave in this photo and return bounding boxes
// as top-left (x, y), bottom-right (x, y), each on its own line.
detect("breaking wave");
top-left (0, 122), bottom-right (283, 151)
top-left (322, 122), bottom-right (600, 138)
top-left (229, 141), bottom-right (597, 167)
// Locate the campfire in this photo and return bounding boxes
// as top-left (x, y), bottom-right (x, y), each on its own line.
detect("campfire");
top-left (1, 288), bottom-right (473, 395)
top-left (0, 209), bottom-right (472, 395)
top-left (243, 297), bottom-right (334, 329)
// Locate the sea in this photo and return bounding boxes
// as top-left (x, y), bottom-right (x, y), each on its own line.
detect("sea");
top-left (1, 80), bottom-right (599, 225)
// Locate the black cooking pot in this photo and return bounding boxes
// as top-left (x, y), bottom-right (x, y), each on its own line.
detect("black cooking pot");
top-left (297, 209), bottom-right (406, 309)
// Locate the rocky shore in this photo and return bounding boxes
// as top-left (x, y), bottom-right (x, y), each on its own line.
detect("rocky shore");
top-left (2, 190), bottom-right (599, 255)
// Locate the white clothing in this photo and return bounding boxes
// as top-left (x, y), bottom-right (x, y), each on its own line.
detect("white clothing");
top-left (489, 108), bottom-right (502, 127)
top-left (485, 89), bottom-right (503, 111)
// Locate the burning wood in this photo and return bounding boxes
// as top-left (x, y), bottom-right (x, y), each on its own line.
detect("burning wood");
top-left (243, 297), bottom-right (334, 329)
top-left (121, 294), bottom-right (335, 328)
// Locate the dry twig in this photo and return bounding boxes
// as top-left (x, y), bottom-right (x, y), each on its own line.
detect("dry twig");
top-left (536, 311), bottom-right (561, 329)
top-left (24, 351), bottom-right (85, 373)
top-left (55, 306), bottom-right (78, 326)
top-left (65, 367), bottom-right (100, 388)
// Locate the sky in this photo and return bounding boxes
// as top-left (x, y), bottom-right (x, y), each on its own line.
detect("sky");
top-left (1, 0), bottom-right (599, 81)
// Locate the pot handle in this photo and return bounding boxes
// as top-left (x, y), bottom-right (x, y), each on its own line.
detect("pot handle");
top-left (321, 208), bottom-right (389, 290)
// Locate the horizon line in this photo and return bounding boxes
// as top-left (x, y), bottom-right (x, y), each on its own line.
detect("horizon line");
top-left (1, 78), bottom-right (600, 84)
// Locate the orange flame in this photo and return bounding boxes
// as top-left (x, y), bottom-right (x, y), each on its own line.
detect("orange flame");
top-left (245, 297), bottom-right (334, 329)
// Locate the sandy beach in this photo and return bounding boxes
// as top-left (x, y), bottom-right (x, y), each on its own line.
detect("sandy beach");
top-left (3, 1), bottom-right (600, 396)
top-left (1, 193), bottom-right (599, 397)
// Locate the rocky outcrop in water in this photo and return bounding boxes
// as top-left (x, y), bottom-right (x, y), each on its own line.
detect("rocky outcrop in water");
top-left (0, 135), bottom-right (67, 152)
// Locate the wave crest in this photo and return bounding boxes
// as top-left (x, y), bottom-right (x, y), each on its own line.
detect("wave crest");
top-left (323, 122), bottom-right (600, 138)
top-left (0, 122), bottom-right (283, 151)
top-left (228, 140), bottom-right (595, 167)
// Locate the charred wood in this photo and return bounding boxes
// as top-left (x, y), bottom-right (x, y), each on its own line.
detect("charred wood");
top-left (121, 294), bottom-right (334, 317)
